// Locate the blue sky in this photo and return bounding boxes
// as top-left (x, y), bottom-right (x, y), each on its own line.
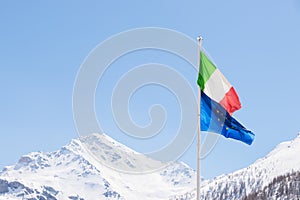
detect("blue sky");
top-left (1, 1), bottom-right (300, 179)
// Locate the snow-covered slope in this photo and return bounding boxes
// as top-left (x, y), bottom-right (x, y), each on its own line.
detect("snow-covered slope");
top-left (0, 133), bottom-right (196, 200)
top-left (79, 133), bottom-right (165, 173)
top-left (1, 133), bottom-right (300, 200)
top-left (196, 132), bottom-right (300, 199)
top-left (242, 171), bottom-right (300, 200)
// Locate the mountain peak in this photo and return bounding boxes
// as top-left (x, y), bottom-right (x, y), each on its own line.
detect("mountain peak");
top-left (1, 133), bottom-right (300, 200)
top-left (0, 133), bottom-right (196, 200)
top-left (77, 133), bottom-right (168, 173)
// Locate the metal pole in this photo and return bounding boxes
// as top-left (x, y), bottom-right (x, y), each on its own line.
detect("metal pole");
top-left (196, 36), bottom-right (203, 200)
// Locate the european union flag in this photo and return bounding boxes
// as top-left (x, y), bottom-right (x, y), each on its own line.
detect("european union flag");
top-left (201, 92), bottom-right (255, 145)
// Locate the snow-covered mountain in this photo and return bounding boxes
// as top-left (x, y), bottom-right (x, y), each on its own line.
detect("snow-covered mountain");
top-left (1, 133), bottom-right (300, 200)
top-left (0, 133), bottom-right (196, 200)
top-left (197, 132), bottom-right (300, 199)
top-left (242, 171), bottom-right (300, 200)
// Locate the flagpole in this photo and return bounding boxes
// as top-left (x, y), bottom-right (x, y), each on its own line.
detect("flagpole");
top-left (196, 36), bottom-right (203, 200)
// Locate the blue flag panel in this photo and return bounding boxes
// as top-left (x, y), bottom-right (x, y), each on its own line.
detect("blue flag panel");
top-left (201, 92), bottom-right (255, 145)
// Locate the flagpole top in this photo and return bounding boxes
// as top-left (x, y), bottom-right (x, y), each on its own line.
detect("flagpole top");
top-left (197, 36), bottom-right (203, 41)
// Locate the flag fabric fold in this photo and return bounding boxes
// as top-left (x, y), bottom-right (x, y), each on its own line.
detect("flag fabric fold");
top-left (201, 92), bottom-right (254, 145)
top-left (197, 52), bottom-right (241, 115)
top-left (198, 51), bottom-right (255, 145)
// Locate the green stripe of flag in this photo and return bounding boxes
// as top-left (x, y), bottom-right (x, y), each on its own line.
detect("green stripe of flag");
top-left (197, 52), bottom-right (217, 90)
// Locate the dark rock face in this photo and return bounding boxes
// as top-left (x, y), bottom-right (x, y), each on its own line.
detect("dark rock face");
top-left (0, 178), bottom-right (60, 200)
top-left (0, 179), bottom-right (9, 194)
top-left (8, 181), bottom-right (25, 190)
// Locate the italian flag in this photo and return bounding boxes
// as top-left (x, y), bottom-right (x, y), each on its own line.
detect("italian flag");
top-left (197, 52), bottom-right (241, 115)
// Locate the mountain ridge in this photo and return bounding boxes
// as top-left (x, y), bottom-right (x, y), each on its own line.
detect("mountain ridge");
top-left (1, 133), bottom-right (300, 199)
top-left (197, 132), bottom-right (300, 199)
top-left (0, 133), bottom-right (196, 200)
